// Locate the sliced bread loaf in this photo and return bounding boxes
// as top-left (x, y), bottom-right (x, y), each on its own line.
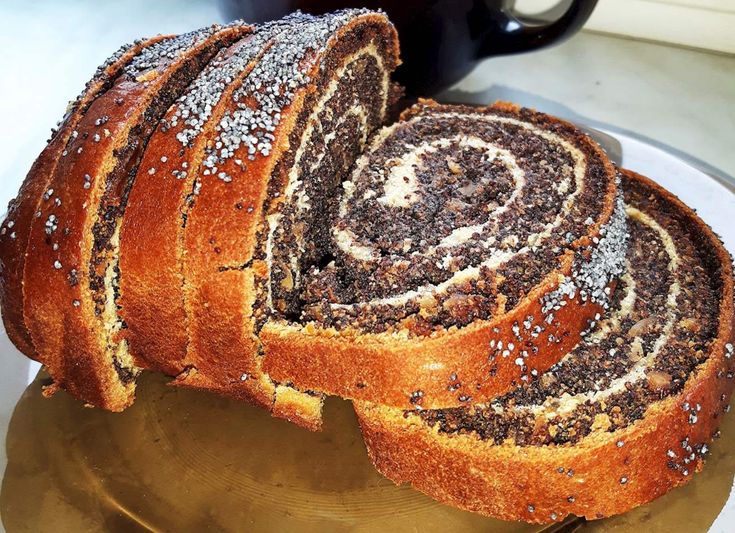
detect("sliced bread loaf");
top-left (119, 10), bottom-right (400, 429)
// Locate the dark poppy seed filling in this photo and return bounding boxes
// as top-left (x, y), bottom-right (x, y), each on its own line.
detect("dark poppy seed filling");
top-left (263, 52), bottom-right (388, 320)
top-left (256, 103), bottom-right (626, 410)
top-left (415, 177), bottom-right (724, 446)
top-left (292, 106), bottom-right (626, 334)
top-left (242, 14), bottom-right (392, 327)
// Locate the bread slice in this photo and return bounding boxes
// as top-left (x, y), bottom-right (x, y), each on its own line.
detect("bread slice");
top-left (119, 25), bottom-right (276, 378)
top-left (354, 169), bottom-right (735, 523)
top-left (0, 35), bottom-right (169, 359)
top-left (20, 24), bottom-right (247, 411)
top-left (175, 10), bottom-right (400, 430)
top-left (260, 100), bottom-right (626, 410)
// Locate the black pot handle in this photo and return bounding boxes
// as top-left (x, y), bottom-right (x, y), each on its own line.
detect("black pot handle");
top-left (475, 0), bottom-right (598, 58)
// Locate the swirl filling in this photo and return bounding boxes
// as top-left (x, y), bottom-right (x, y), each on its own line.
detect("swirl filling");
top-left (416, 178), bottom-right (724, 445)
top-left (252, 39), bottom-right (392, 329)
top-left (264, 105), bottom-right (626, 335)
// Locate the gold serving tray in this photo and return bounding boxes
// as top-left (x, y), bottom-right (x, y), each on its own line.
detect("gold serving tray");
top-left (2, 372), bottom-right (734, 532)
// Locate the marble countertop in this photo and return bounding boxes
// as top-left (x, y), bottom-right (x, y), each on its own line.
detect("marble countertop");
top-left (0, 1), bottom-right (733, 531)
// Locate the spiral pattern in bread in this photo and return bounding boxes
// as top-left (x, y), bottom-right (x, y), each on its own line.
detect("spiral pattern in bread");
top-left (261, 100), bottom-right (627, 409)
top-left (355, 169), bottom-right (735, 523)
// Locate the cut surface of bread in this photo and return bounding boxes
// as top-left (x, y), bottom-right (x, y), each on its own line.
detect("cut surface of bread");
top-left (175, 10), bottom-right (400, 430)
top-left (20, 25), bottom-right (246, 411)
top-left (355, 169), bottom-right (735, 523)
top-left (260, 100), bottom-right (626, 410)
top-left (0, 36), bottom-right (168, 359)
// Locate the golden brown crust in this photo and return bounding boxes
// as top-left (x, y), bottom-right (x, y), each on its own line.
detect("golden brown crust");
top-left (263, 276), bottom-right (614, 408)
top-left (354, 169), bottom-right (735, 523)
top-left (118, 30), bottom-right (257, 377)
top-left (260, 100), bottom-right (620, 410)
top-left (0, 36), bottom-right (168, 360)
top-left (21, 27), bottom-right (244, 411)
top-left (177, 92), bottom-right (301, 400)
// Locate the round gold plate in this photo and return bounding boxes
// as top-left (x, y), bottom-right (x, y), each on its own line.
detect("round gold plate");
top-left (1, 372), bottom-right (733, 532)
